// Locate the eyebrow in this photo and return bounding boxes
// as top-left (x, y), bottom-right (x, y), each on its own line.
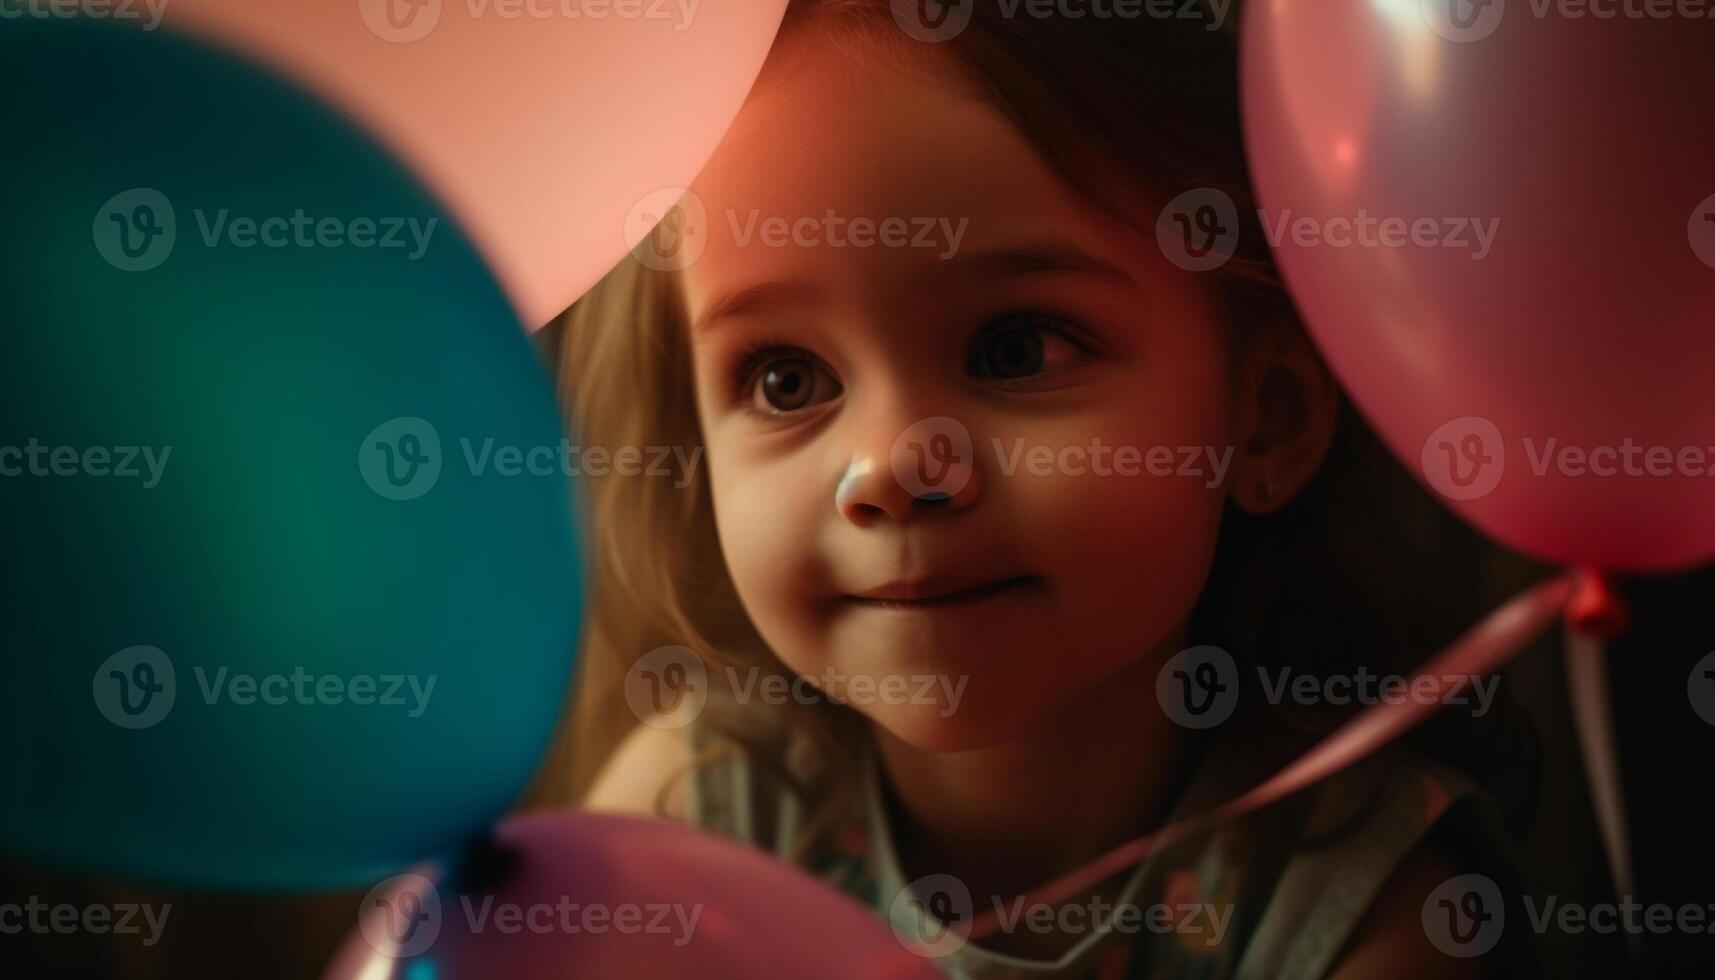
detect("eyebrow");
top-left (691, 240), bottom-right (1140, 334)
top-left (693, 279), bottom-right (825, 335)
top-left (948, 241), bottom-right (1141, 291)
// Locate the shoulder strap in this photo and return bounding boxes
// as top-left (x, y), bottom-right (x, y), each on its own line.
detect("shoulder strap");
top-left (684, 711), bottom-right (804, 858)
top-left (1233, 759), bottom-right (1516, 980)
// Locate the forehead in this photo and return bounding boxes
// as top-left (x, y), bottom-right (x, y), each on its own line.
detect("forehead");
top-left (680, 31), bottom-right (1150, 318)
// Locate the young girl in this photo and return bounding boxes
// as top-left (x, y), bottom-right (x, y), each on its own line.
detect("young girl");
top-left (561, 2), bottom-right (1537, 976)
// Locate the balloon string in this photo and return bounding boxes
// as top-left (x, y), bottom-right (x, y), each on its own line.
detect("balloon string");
top-left (956, 572), bottom-right (1577, 945)
top-left (1564, 609), bottom-right (1641, 965)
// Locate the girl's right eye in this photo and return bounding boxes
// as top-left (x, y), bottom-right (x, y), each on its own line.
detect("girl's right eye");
top-left (744, 352), bottom-right (843, 416)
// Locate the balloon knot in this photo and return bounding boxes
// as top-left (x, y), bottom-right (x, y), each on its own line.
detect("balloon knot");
top-left (1567, 568), bottom-right (1630, 640)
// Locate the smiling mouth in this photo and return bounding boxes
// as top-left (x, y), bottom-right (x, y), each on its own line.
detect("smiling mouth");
top-left (843, 575), bottom-right (1040, 611)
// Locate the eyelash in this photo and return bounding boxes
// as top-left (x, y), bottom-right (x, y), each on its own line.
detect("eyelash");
top-left (728, 336), bottom-right (802, 399)
top-left (726, 312), bottom-right (1095, 411)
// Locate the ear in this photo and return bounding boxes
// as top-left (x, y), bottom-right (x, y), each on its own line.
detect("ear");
top-left (1228, 321), bottom-right (1340, 515)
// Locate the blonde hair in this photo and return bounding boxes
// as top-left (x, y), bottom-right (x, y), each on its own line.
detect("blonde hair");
top-left (530, 249), bottom-right (865, 857)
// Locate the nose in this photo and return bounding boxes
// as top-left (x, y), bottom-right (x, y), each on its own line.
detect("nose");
top-left (835, 412), bottom-right (981, 526)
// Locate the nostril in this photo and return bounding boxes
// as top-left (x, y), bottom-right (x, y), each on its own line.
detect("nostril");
top-left (844, 500), bottom-right (888, 523)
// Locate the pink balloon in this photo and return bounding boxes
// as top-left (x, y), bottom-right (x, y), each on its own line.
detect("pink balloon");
top-left (169, 0), bottom-right (788, 329)
top-left (1241, 0), bottom-right (1715, 572)
top-left (323, 812), bottom-right (942, 979)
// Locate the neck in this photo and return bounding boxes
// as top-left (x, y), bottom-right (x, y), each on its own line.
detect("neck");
top-left (871, 630), bottom-right (1205, 904)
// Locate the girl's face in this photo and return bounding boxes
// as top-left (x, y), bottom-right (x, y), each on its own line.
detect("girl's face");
top-left (682, 37), bottom-right (1241, 751)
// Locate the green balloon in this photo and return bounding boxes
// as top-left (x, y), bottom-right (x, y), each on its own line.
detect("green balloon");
top-left (0, 17), bottom-right (583, 889)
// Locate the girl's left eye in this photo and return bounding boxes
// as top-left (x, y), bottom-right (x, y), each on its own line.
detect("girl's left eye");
top-left (968, 313), bottom-right (1091, 382)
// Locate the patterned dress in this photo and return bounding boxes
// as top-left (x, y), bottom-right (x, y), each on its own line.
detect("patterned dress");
top-left (686, 714), bottom-right (1532, 979)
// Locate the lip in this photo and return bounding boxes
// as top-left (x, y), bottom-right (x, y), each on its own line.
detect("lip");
top-left (844, 575), bottom-right (1038, 610)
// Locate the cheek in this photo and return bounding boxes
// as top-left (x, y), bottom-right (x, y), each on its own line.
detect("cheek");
top-left (704, 440), bottom-right (834, 671)
top-left (996, 370), bottom-right (1235, 665)
top-left (1031, 467), bottom-right (1225, 660)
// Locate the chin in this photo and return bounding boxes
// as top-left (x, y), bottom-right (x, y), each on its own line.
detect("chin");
top-left (858, 687), bottom-right (1053, 754)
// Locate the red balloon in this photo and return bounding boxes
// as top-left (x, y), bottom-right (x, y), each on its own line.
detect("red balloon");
top-left (1241, 0), bottom-right (1715, 572)
top-left (323, 812), bottom-right (942, 979)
